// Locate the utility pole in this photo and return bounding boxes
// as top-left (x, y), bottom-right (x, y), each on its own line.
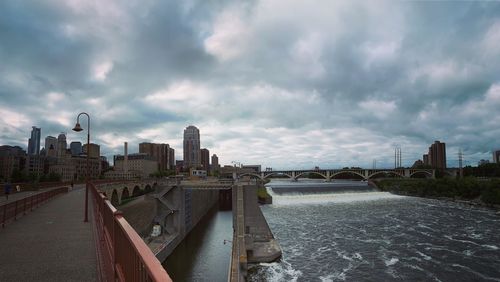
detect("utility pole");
top-left (459, 148), bottom-right (463, 178)
top-left (372, 159), bottom-right (377, 169)
top-left (394, 146), bottom-right (401, 169)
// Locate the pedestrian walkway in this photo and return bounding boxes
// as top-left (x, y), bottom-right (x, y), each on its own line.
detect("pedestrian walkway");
top-left (0, 186), bottom-right (97, 281)
top-left (0, 190), bottom-right (47, 204)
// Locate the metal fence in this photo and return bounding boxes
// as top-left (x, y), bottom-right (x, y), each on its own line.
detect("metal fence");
top-left (90, 182), bottom-right (172, 282)
top-left (1, 187), bottom-right (68, 228)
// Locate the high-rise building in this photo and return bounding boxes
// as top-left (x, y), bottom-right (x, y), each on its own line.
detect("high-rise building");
top-left (45, 136), bottom-right (57, 157)
top-left (83, 143), bottom-right (100, 159)
top-left (183, 125), bottom-right (201, 169)
top-left (70, 141), bottom-right (82, 156)
top-left (0, 145), bottom-right (26, 180)
top-left (139, 143), bottom-right (173, 171)
top-left (493, 150), bottom-right (500, 163)
top-left (57, 133), bottom-right (67, 158)
top-left (422, 154), bottom-right (429, 166)
top-left (427, 141), bottom-right (446, 169)
top-left (168, 147), bottom-right (175, 170)
top-left (200, 148), bottom-right (210, 170)
top-left (28, 126), bottom-right (41, 155)
top-left (211, 154), bottom-right (219, 172)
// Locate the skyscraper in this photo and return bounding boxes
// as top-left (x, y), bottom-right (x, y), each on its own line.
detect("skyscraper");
top-left (493, 149), bottom-right (500, 163)
top-left (139, 143), bottom-right (173, 171)
top-left (28, 126), bottom-right (41, 155)
top-left (45, 136), bottom-right (57, 157)
top-left (428, 141), bottom-right (446, 169)
top-left (200, 148), bottom-right (210, 170)
top-left (211, 154), bottom-right (219, 171)
top-left (57, 133), bottom-right (67, 158)
top-left (70, 141), bottom-right (82, 156)
top-left (183, 125), bottom-right (201, 169)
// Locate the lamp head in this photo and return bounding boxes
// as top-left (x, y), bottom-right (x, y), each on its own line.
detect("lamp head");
top-left (72, 122), bottom-right (83, 132)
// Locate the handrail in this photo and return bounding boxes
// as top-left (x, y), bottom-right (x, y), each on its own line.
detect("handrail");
top-left (1, 187), bottom-right (68, 228)
top-left (90, 182), bottom-right (172, 282)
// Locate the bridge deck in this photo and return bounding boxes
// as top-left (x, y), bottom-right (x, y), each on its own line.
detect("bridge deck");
top-left (0, 185), bottom-right (97, 281)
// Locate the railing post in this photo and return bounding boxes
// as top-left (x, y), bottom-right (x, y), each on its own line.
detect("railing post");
top-left (14, 201), bottom-right (18, 221)
top-left (24, 197), bottom-right (27, 215)
top-left (2, 204), bottom-right (6, 228)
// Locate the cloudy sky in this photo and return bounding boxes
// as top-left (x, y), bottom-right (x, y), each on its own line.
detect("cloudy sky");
top-left (1, 0), bottom-right (499, 169)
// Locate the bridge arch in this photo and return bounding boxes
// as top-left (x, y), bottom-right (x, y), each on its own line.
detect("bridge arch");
top-left (121, 187), bottom-right (130, 203)
top-left (409, 171), bottom-right (433, 178)
top-left (263, 172), bottom-right (293, 179)
top-left (295, 172), bottom-right (327, 179)
top-left (331, 171), bottom-right (366, 180)
top-left (145, 184), bottom-right (153, 193)
top-left (111, 189), bottom-right (119, 206)
top-left (368, 171), bottom-right (404, 179)
top-left (132, 185), bottom-right (142, 197)
top-left (238, 173), bottom-right (263, 180)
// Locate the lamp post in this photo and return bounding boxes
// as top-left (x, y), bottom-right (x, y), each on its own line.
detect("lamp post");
top-left (72, 112), bottom-right (90, 222)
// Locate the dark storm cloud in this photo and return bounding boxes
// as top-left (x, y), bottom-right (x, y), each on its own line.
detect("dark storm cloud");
top-left (1, 0), bottom-right (500, 168)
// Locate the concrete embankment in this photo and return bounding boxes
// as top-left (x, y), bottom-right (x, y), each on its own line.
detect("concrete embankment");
top-left (119, 184), bottom-right (219, 263)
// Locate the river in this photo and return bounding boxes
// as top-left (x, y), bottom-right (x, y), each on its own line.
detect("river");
top-left (249, 180), bottom-right (500, 281)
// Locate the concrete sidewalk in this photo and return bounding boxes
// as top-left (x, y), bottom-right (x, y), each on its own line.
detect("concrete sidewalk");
top-left (0, 186), bottom-right (97, 281)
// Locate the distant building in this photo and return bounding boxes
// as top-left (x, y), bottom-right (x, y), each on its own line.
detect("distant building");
top-left (211, 154), bottom-right (219, 172)
top-left (27, 155), bottom-right (44, 176)
top-left (176, 160), bottom-right (184, 173)
top-left (493, 150), bottom-right (500, 163)
top-left (57, 133), bottom-right (67, 158)
top-left (427, 141), bottom-right (446, 169)
top-left (113, 153), bottom-right (158, 179)
top-left (83, 143), bottom-right (100, 159)
top-left (241, 165), bottom-right (261, 173)
top-left (28, 126), bottom-right (41, 155)
top-left (139, 142), bottom-right (174, 171)
top-left (45, 136), bottom-right (57, 157)
top-left (478, 159), bottom-right (490, 166)
top-left (70, 141), bottom-right (82, 156)
top-left (168, 147), bottom-right (175, 169)
top-left (412, 159), bottom-right (424, 168)
top-left (71, 156), bottom-right (101, 180)
top-left (0, 145), bottom-right (26, 180)
top-left (423, 154), bottom-right (429, 166)
top-left (183, 125), bottom-right (201, 169)
top-left (200, 148), bottom-right (210, 171)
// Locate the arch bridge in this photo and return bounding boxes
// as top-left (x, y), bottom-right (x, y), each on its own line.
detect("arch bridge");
top-left (237, 168), bottom-right (435, 181)
top-left (97, 179), bottom-right (170, 206)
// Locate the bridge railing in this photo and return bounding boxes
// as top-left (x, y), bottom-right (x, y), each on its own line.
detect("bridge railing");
top-left (90, 182), bottom-right (172, 282)
top-left (1, 187), bottom-right (68, 228)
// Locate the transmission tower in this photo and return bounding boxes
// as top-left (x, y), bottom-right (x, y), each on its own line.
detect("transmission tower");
top-left (459, 148), bottom-right (463, 178)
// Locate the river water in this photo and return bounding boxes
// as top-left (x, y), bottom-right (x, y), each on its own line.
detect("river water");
top-left (249, 180), bottom-right (500, 281)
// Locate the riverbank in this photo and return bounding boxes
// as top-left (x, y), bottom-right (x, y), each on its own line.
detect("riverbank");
top-left (373, 177), bottom-right (500, 211)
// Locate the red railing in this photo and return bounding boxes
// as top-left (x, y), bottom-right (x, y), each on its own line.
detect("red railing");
top-left (90, 182), bottom-right (172, 282)
top-left (1, 187), bottom-right (68, 228)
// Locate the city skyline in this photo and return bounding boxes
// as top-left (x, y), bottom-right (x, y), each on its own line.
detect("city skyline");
top-left (1, 1), bottom-right (500, 169)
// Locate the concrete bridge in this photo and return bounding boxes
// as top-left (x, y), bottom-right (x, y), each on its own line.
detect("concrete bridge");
top-left (97, 179), bottom-right (165, 206)
top-left (238, 168), bottom-right (436, 181)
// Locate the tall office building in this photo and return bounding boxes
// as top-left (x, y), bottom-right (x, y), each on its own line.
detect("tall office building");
top-left (57, 133), bottom-right (67, 158)
top-left (168, 147), bottom-right (175, 170)
top-left (200, 148), bottom-right (210, 170)
top-left (83, 143), bottom-right (100, 159)
top-left (45, 136), bottom-right (58, 157)
top-left (70, 141), bottom-right (82, 156)
top-left (493, 150), bottom-right (500, 163)
top-left (139, 143), bottom-right (173, 171)
top-left (427, 141), bottom-right (446, 169)
top-left (28, 126), bottom-right (41, 155)
top-left (183, 125), bottom-right (201, 169)
top-left (211, 154), bottom-right (219, 171)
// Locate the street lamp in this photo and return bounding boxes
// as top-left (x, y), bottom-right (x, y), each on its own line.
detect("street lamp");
top-left (73, 112), bottom-right (90, 222)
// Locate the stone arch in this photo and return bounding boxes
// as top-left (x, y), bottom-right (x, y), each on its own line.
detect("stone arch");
top-left (145, 184), bottom-right (152, 193)
top-left (111, 189), bottom-right (119, 207)
top-left (132, 185), bottom-right (142, 197)
top-left (121, 187), bottom-right (130, 202)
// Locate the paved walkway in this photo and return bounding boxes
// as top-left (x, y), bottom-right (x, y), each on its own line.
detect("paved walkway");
top-left (0, 185), bottom-right (97, 281)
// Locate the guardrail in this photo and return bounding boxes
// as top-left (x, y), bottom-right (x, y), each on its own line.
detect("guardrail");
top-left (1, 187), bottom-right (68, 228)
top-left (90, 182), bottom-right (172, 282)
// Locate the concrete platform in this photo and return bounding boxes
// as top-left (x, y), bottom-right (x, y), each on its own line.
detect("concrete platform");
top-left (0, 185), bottom-right (97, 281)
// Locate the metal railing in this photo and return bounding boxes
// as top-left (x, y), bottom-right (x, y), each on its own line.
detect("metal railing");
top-left (1, 187), bottom-right (68, 228)
top-left (90, 182), bottom-right (172, 282)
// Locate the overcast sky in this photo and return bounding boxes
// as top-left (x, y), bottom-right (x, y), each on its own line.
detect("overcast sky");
top-left (1, 0), bottom-right (499, 169)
